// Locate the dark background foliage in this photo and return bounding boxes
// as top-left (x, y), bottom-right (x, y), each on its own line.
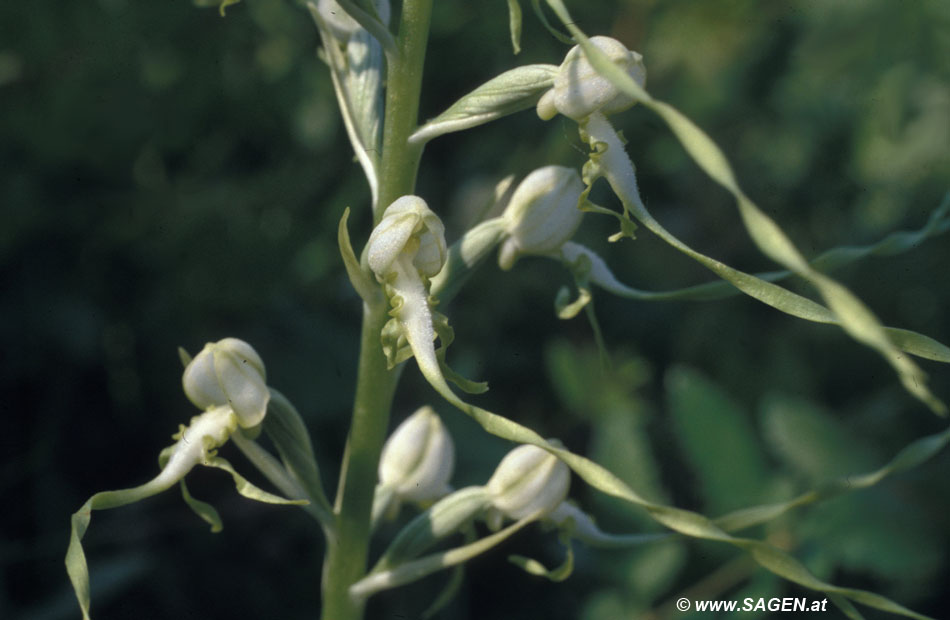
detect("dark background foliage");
top-left (2, 1), bottom-right (948, 618)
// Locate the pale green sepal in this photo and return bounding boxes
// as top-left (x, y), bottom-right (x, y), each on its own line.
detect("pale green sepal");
top-left (66, 474), bottom-right (185, 620)
top-left (374, 486), bottom-right (492, 570)
top-left (178, 346), bottom-right (192, 368)
top-left (338, 207), bottom-right (379, 304)
top-left (506, 0), bottom-right (523, 55)
top-left (509, 532), bottom-right (573, 582)
top-left (179, 479), bottom-right (223, 533)
top-left (409, 65), bottom-right (559, 145)
top-left (261, 389), bottom-right (334, 521)
top-left (203, 456), bottom-right (309, 506)
top-left (430, 218), bottom-right (507, 304)
top-left (351, 510), bottom-right (539, 601)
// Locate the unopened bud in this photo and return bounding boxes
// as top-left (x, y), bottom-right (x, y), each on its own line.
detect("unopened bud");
top-left (378, 406), bottom-right (455, 502)
top-left (182, 338), bottom-right (269, 429)
top-left (537, 36), bottom-right (646, 122)
top-left (486, 444), bottom-right (570, 520)
top-left (367, 196), bottom-right (447, 279)
top-left (498, 166), bottom-right (585, 270)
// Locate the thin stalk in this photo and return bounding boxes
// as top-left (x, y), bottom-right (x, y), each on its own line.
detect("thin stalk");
top-left (320, 1), bottom-right (433, 618)
top-left (375, 0), bottom-right (432, 219)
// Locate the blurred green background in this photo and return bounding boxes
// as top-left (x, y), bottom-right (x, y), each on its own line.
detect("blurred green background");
top-left (2, 1), bottom-right (948, 618)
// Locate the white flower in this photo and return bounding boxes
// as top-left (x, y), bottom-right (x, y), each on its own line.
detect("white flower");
top-left (498, 166), bottom-right (585, 270)
top-left (367, 195), bottom-right (447, 280)
top-left (537, 36), bottom-right (647, 122)
top-left (378, 406), bottom-right (455, 502)
top-left (182, 338), bottom-right (269, 429)
top-left (486, 444), bottom-right (570, 520)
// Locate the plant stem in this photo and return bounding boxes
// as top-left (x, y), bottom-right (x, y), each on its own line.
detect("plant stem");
top-left (320, 1), bottom-right (433, 618)
top-left (375, 0), bottom-right (432, 220)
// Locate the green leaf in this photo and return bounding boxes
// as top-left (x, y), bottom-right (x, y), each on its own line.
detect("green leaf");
top-left (262, 389), bottom-right (334, 520)
top-left (666, 366), bottom-right (771, 513)
top-left (409, 64), bottom-right (558, 145)
top-left (623, 540), bottom-right (687, 603)
top-left (761, 394), bottom-right (876, 483)
top-left (801, 492), bottom-right (942, 584)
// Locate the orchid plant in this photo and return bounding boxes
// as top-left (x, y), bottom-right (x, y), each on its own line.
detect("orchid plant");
top-left (66, 1), bottom-right (950, 619)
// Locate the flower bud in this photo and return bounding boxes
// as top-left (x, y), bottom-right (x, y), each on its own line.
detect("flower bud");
top-left (378, 406), bottom-right (455, 502)
top-left (182, 338), bottom-right (269, 429)
top-left (486, 444), bottom-right (570, 520)
top-left (537, 36), bottom-right (647, 122)
top-left (498, 166), bottom-right (585, 270)
top-left (367, 195), bottom-right (447, 279)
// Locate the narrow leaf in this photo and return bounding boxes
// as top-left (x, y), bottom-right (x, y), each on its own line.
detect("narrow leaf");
top-left (352, 512), bottom-right (538, 601)
top-left (506, 0), bottom-right (523, 54)
top-left (374, 487), bottom-right (492, 570)
top-left (338, 207), bottom-right (379, 303)
top-left (261, 389), bottom-right (334, 518)
top-left (409, 65), bottom-right (558, 145)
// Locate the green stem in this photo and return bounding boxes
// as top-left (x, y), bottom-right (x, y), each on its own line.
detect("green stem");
top-left (375, 0), bottom-right (432, 220)
top-left (320, 1), bottom-right (433, 618)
